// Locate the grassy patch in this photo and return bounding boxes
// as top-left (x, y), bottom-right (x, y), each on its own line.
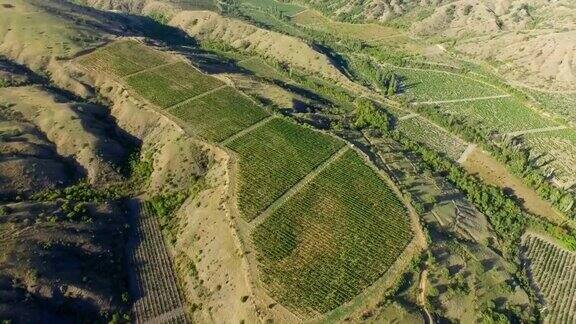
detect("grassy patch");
top-left (226, 118), bottom-right (343, 220)
top-left (169, 86), bottom-right (269, 142)
top-left (253, 149), bottom-right (411, 313)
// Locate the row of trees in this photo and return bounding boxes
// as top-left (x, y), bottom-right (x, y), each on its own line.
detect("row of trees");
top-left (412, 104), bottom-right (575, 218)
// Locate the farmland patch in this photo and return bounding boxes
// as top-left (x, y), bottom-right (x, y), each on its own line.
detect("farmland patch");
top-left (169, 86), bottom-right (269, 142)
top-left (226, 118), bottom-right (343, 221)
top-left (252, 149), bottom-right (411, 313)
top-left (522, 233), bottom-right (576, 323)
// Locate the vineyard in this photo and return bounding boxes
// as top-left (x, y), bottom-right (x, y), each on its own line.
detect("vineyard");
top-left (381, 66), bottom-right (503, 102)
top-left (524, 129), bottom-right (576, 187)
top-left (240, 0), bottom-right (305, 16)
top-left (226, 118), bottom-right (343, 220)
top-left (169, 86), bottom-right (269, 142)
top-left (78, 40), bottom-right (170, 77)
top-left (252, 149), bottom-right (411, 313)
top-left (437, 97), bottom-right (556, 133)
top-left (397, 116), bottom-right (467, 160)
top-left (291, 9), bottom-right (402, 44)
top-left (127, 199), bottom-right (188, 323)
top-left (522, 234), bottom-right (576, 323)
top-left (125, 62), bottom-right (224, 108)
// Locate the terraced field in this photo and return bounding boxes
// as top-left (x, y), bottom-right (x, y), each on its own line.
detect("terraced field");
top-left (522, 234), bottom-right (576, 323)
top-left (253, 149), bottom-right (411, 313)
top-left (379, 65), bottom-right (504, 102)
top-left (125, 62), bottom-right (225, 108)
top-left (226, 118), bottom-right (344, 220)
top-left (78, 39), bottom-right (415, 319)
top-left (397, 116), bottom-right (467, 160)
top-left (240, 0), bottom-right (305, 16)
top-left (524, 129), bottom-right (576, 188)
top-left (79, 40), bottom-right (170, 76)
top-left (169, 86), bottom-right (269, 142)
top-left (437, 97), bottom-right (556, 133)
top-left (292, 9), bottom-right (404, 44)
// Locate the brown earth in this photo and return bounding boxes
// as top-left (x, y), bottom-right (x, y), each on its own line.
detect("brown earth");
top-left (462, 147), bottom-right (568, 226)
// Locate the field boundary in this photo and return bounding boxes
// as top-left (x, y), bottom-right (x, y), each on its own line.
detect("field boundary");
top-left (220, 115), bottom-right (276, 146)
top-left (398, 113), bottom-right (418, 121)
top-left (122, 61), bottom-right (178, 78)
top-left (506, 125), bottom-right (570, 137)
top-left (413, 94), bottom-right (511, 105)
top-left (165, 84), bottom-right (228, 110)
top-left (457, 144), bottom-right (476, 164)
top-left (250, 145), bottom-right (350, 228)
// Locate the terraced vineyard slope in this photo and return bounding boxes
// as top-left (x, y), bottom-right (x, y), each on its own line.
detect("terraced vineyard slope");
top-left (522, 234), bottom-right (576, 323)
top-left (226, 117), bottom-right (344, 220)
top-left (253, 149), bottom-right (411, 314)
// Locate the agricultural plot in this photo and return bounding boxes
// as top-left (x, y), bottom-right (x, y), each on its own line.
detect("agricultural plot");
top-left (522, 234), bottom-right (576, 323)
top-left (240, 0), bottom-right (305, 16)
top-left (125, 62), bottom-right (224, 108)
top-left (169, 86), bottom-right (269, 142)
top-left (79, 40), bottom-right (170, 76)
top-left (252, 149), bottom-right (411, 313)
top-left (379, 65), bottom-right (504, 102)
top-left (292, 10), bottom-right (403, 44)
top-left (529, 90), bottom-right (576, 124)
top-left (238, 57), bottom-right (286, 81)
top-left (226, 118), bottom-right (343, 220)
top-left (524, 129), bottom-right (576, 188)
top-left (438, 97), bottom-right (556, 133)
top-left (128, 200), bottom-right (188, 323)
top-left (397, 116), bottom-right (467, 160)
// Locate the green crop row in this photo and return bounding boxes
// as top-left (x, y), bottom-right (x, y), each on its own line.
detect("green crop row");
top-left (253, 149), bottom-right (411, 313)
top-left (397, 117), bottom-right (467, 160)
top-left (226, 118), bottom-right (343, 220)
top-left (438, 97), bottom-right (557, 133)
top-left (169, 87), bottom-right (269, 142)
top-left (380, 65), bottom-right (503, 101)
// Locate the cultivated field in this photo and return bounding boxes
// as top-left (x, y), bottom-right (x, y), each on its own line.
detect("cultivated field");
top-left (125, 62), bottom-right (224, 108)
top-left (79, 40), bottom-right (171, 76)
top-left (252, 149), bottom-right (411, 313)
top-left (128, 199), bottom-right (188, 323)
top-left (522, 233), bottom-right (576, 323)
top-left (169, 86), bottom-right (269, 142)
top-left (438, 97), bottom-right (556, 133)
top-left (381, 66), bottom-right (504, 102)
top-left (292, 9), bottom-right (403, 44)
top-left (240, 0), bottom-right (305, 16)
top-left (524, 129), bottom-right (576, 189)
top-left (397, 116), bottom-right (467, 160)
top-left (226, 118), bottom-right (343, 220)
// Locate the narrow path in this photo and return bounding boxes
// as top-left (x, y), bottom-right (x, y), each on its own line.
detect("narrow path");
top-left (250, 146), bottom-right (350, 228)
top-left (398, 113), bottom-right (419, 121)
top-left (220, 115), bottom-right (275, 146)
top-left (457, 144), bottom-right (476, 164)
top-left (126, 198), bottom-right (188, 324)
top-left (412, 94), bottom-right (511, 105)
top-left (418, 269), bottom-right (434, 324)
top-left (165, 84), bottom-right (228, 111)
top-left (505, 125), bottom-right (570, 137)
